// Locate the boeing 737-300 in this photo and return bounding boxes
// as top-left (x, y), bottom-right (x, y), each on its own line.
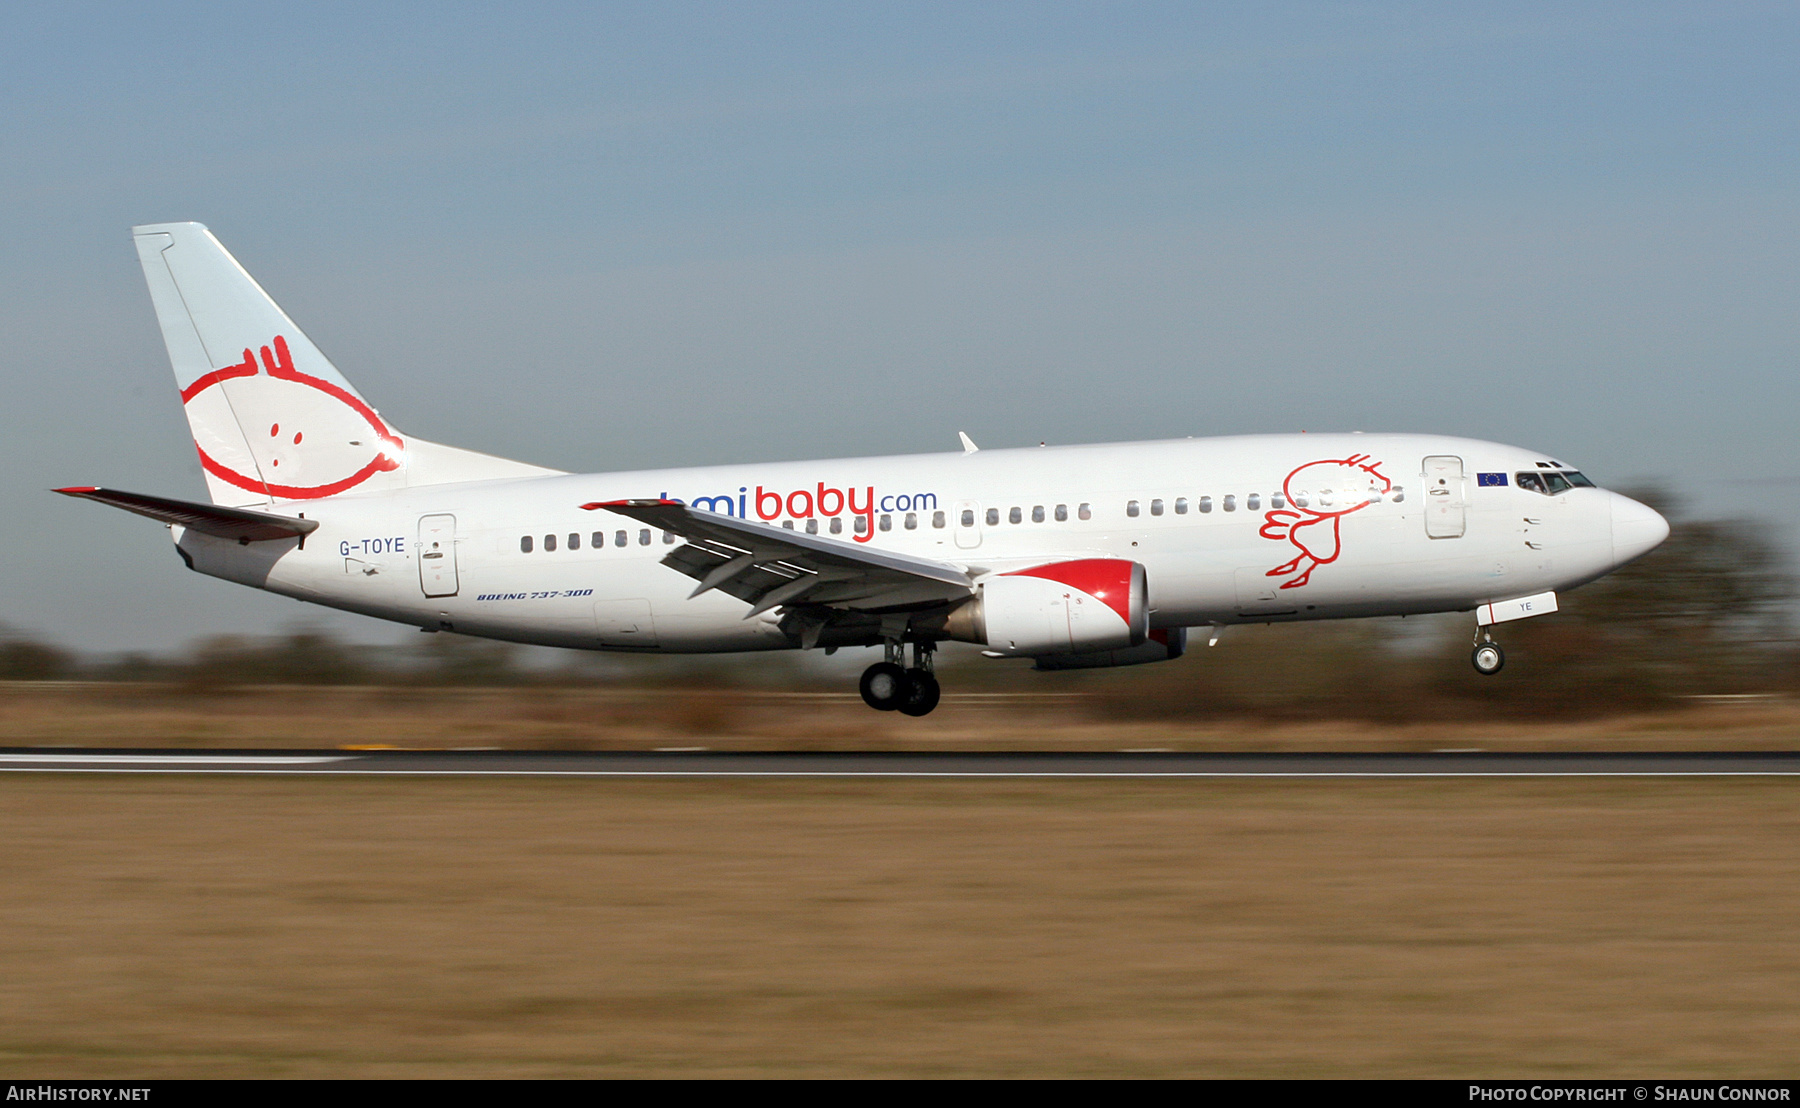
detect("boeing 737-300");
top-left (57, 223), bottom-right (1670, 715)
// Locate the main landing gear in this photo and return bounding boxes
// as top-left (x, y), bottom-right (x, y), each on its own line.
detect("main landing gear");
top-left (860, 640), bottom-right (941, 716)
top-left (1471, 628), bottom-right (1505, 676)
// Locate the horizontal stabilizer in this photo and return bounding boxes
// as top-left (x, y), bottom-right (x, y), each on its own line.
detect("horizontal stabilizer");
top-left (55, 487), bottom-right (319, 543)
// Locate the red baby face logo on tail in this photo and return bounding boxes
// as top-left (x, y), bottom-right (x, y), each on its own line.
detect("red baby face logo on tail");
top-left (181, 335), bottom-right (404, 499)
top-left (1258, 454), bottom-right (1391, 589)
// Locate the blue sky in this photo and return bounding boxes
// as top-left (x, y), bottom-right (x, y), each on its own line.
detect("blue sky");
top-left (3, 2), bottom-right (1796, 650)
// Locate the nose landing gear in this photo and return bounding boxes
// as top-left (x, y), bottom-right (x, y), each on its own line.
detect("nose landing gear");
top-left (859, 640), bottom-right (941, 716)
top-left (1471, 629), bottom-right (1505, 676)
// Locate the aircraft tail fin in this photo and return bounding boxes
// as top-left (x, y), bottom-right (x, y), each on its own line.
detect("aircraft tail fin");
top-left (131, 222), bottom-right (559, 506)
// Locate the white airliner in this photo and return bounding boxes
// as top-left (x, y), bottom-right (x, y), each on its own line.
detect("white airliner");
top-left (59, 223), bottom-right (1669, 715)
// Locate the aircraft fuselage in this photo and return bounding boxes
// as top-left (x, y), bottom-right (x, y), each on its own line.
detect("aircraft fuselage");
top-left (174, 431), bottom-right (1661, 654)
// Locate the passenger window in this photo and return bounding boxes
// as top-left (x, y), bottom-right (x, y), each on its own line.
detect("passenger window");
top-left (1078, 503), bottom-right (1091, 520)
top-left (855, 516), bottom-right (868, 534)
top-left (1199, 496), bottom-right (1212, 513)
top-left (1223, 495), bottom-right (1236, 512)
top-left (1271, 494), bottom-right (1285, 509)
top-left (1126, 500), bottom-right (1140, 517)
top-left (520, 535), bottom-right (533, 553)
top-left (932, 510), bottom-right (946, 528)
top-left (568, 532), bottom-right (580, 551)
top-left (1390, 486), bottom-right (1404, 503)
top-left (1150, 499), bottom-right (1163, 516)
top-left (782, 520), bottom-right (795, 529)
top-left (904, 512), bottom-right (917, 530)
top-left (663, 531), bottom-right (676, 544)
top-left (544, 534), bottom-right (557, 552)
top-left (1247, 494), bottom-right (1260, 511)
top-left (962, 509), bottom-right (976, 527)
top-left (830, 516), bottom-right (843, 534)
top-left (639, 529), bottom-right (651, 545)
top-left (1294, 493), bottom-right (1309, 508)
top-left (1031, 506), bottom-right (1044, 523)
top-left (1174, 497), bottom-right (1187, 514)
top-left (1008, 506), bottom-right (1021, 524)
top-left (1054, 504), bottom-right (1068, 522)
top-left (986, 508), bottom-right (1000, 526)
top-left (615, 530), bottom-right (627, 547)
top-left (879, 514), bottom-right (892, 531)
top-left (591, 532), bottom-right (604, 549)
top-left (806, 518), bottom-right (819, 534)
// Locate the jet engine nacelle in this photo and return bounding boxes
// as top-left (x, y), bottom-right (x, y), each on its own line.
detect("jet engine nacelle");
top-left (1033, 627), bottom-right (1187, 670)
top-left (944, 558), bottom-right (1149, 655)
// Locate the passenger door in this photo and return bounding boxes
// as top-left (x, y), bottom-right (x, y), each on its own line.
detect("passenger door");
top-left (1422, 456), bottom-right (1466, 539)
top-left (417, 514), bottom-right (459, 597)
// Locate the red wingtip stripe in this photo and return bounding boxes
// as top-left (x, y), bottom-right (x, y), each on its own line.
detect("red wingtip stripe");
top-left (54, 486), bottom-right (100, 495)
top-left (581, 499), bottom-right (681, 510)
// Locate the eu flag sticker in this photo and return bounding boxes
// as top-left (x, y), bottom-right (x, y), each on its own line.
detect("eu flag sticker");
top-left (1477, 472), bottom-right (1508, 487)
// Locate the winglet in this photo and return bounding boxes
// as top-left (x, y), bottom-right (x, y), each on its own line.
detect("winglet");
top-left (958, 431), bottom-right (979, 455)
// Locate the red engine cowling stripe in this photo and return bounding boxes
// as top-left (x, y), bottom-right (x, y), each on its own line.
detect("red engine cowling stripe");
top-left (1002, 558), bottom-right (1135, 625)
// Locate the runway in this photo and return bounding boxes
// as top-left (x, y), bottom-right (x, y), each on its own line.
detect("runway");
top-left (5, 749), bottom-right (1800, 777)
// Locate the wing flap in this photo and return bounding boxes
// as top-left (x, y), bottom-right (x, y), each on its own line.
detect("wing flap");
top-left (55, 486), bottom-right (319, 543)
top-left (586, 499), bottom-right (973, 614)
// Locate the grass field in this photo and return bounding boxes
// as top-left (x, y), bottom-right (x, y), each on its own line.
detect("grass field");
top-left (2, 774), bottom-right (1798, 1077)
top-left (6, 681), bottom-right (1800, 752)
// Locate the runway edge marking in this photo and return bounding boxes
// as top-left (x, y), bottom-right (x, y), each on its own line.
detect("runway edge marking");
top-left (4, 766), bottom-right (1800, 778)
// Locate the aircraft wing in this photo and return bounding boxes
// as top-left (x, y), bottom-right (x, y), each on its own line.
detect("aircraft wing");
top-left (584, 499), bottom-right (974, 616)
top-left (55, 487), bottom-right (319, 543)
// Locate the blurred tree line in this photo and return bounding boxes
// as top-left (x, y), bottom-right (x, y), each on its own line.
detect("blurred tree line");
top-left (0, 623), bottom-right (529, 687)
top-left (0, 621), bottom-right (816, 690)
top-left (2, 487), bottom-right (1795, 718)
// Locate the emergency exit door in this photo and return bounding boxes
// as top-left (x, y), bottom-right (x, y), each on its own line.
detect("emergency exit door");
top-left (417, 514), bottom-right (459, 597)
top-left (1422, 456), bottom-right (1466, 539)
top-left (954, 500), bottom-right (982, 549)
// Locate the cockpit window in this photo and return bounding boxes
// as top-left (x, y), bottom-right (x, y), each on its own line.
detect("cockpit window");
top-left (1517, 470), bottom-right (1593, 495)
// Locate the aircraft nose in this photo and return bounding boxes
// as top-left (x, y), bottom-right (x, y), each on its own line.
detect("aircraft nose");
top-left (1611, 492), bottom-right (1670, 566)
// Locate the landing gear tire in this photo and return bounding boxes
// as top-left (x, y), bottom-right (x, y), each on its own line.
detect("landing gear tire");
top-left (1471, 642), bottom-right (1505, 676)
top-left (897, 669), bottom-right (941, 717)
top-left (860, 662), bottom-right (913, 711)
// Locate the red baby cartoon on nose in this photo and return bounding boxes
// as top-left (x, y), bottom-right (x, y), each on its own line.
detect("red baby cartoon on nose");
top-left (180, 335), bottom-right (403, 499)
top-left (1258, 454), bottom-right (1392, 589)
